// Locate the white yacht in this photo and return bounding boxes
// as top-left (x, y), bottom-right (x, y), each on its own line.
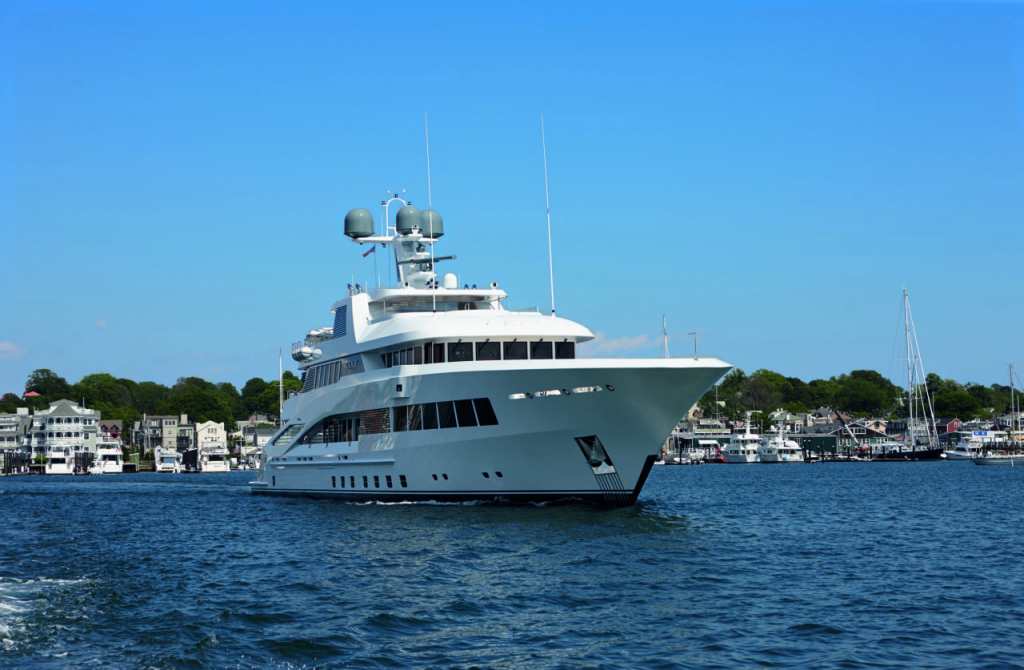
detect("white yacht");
top-left (89, 436), bottom-right (123, 474)
top-left (154, 447), bottom-right (180, 473)
top-left (757, 426), bottom-right (804, 463)
top-left (201, 446), bottom-right (231, 473)
top-left (44, 447), bottom-right (74, 475)
top-left (250, 197), bottom-right (731, 507)
top-left (723, 413), bottom-right (760, 463)
top-left (945, 435), bottom-right (983, 461)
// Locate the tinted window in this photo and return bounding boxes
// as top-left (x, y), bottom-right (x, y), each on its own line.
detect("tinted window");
top-left (503, 341), bottom-right (527, 360)
top-left (424, 342), bottom-right (433, 364)
top-left (408, 404), bottom-right (422, 431)
top-left (474, 398), bottom-right (499, 426)
top-left (531, 341), bottom-right (553, 359)
top-left (476, 342), bottom-right (500, 361)
top-left (422, 403), bottom-right (439, 430)
top-left (433, 343), bottom-right (445, 363)
top-left (437, 401), bottom-right (457, 429)
top-left (414, 346), bottom-right (423, 365)
top-left (394, 405), bottom-right (408, 432)
top-left (448, 342), bottom-right (474, 362)
top-left (555, 342), bottom-right (575, 359)
top-left (455, 399), bottom-right (478, 427)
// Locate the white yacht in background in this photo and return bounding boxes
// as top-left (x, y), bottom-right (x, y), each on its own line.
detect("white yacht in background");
top-left (45, 447), bottom-right (74, 475)
top-left (723, 412), bottom-right (760, 463)
top-left (251, 196), bottom-right (731, 507)
top-left (89, 435), bottom-right (123, 474)
top-left (154, 447), bottom-right (180, 473)
top-left (201, 446), bottom-right (231, 473)
top-left (945, 435), bottom-right (983, 461)
top-left (757, 425), bottom-right (804, 463)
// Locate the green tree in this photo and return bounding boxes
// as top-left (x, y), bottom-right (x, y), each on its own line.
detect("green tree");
top-left (933, 391), bottom-right (981, 419)
top-left (0, 392), bottom-right (24, 413)
top-left (26, 369), bottom-right (71, 399)
top-left (741, 373), bottom-right (784, 411)
top-left (241, 377), bottom-right (270, 415)
top-left (131, 381), bottom-right (170, 415)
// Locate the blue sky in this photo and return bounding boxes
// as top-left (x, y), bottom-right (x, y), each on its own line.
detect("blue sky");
top-left (2, 0), bottom-right (1023, 394)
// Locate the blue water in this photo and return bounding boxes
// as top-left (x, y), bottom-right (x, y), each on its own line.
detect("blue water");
top-left (2, 462), bottom-right (1023, 669)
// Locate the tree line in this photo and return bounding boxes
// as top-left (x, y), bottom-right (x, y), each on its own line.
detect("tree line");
top-left (699, 369), bottom-right (1019, 426)
top-left (0, 369), bottom-right (304, 431)
top-left (3, 367), bottom-right (1017, 433)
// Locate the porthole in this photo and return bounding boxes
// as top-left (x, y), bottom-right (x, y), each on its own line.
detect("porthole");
top-left (483, 472), bottom-right (490, 478)
top-left (432, 474), bottom-right (438, 481)
top-left (386, 475), bottom-right (393, 488)
top-left (442, 473), bottom-right (448, 480)
top-left (400, 475), bottom-right (408, 488)
top-left (526, 393), bottom-right (534, 399)
top-left (606, 384), bottom-right (615, 392)
top-left (562, 389), bottom-right (571, 396)
top-left (496, 471), bottom-right (503, 478)
top-left (374, 475), bottom-right (380, 488)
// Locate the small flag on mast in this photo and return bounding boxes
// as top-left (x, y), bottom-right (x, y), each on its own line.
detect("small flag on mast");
top-left (363, 245), bottom-right (376, 258)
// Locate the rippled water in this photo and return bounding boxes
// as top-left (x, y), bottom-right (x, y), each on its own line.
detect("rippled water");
top-left (2, 462), bottom-right (1023, 669)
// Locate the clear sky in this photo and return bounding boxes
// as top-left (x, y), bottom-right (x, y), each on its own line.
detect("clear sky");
top-left (2, 0), bottom-right (1023, 395)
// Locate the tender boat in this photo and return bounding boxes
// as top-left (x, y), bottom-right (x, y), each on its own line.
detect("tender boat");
top-left (250, 197), bottom-right (731, 507)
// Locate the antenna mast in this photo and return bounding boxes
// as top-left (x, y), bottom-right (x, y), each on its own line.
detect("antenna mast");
top-left (278, 348), bottom-right (283, 427)
top-left (425, 112), bottom-right (436, 312)
top-left (541, 115), bottom-right (556, 317)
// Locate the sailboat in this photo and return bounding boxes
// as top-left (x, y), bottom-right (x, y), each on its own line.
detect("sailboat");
top-left (975, 364), bottom-right (1022, 466)
top-left (874, 289), bottom-right (944, 461)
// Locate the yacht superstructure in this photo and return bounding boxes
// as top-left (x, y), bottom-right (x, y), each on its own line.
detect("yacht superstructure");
top-left (251, 196), bottom-right (731, 507)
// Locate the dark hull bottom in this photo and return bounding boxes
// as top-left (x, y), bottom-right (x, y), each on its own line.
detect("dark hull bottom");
top-left (871, 448), bottom-right (945, 461)
top-left (251, 456), bottom-right (657, 509)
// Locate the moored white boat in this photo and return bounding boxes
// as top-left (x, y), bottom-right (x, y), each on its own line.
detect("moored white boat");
top-left (89, 437), bottom-right (123, 474)
top-left (154, 447), bottom-right (180, 473)
top-left (974, 451), bottom-right (1022, 466)
top-left (945, 436), bottom-right (984, 461)
top-left (201, 447), bottom-right (231, 473)
top-left (44, 447), bottom-right (73, 475)
top-left (723, 413), bottom-right (760, 463)
top-left (757, 427), bottom-right (804, 463)
top-left (250, 196), bottom-right (731, 507)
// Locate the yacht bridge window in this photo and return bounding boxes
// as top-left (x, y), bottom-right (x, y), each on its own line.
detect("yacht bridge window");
top-left (376, 339), bottom-right (575, 370)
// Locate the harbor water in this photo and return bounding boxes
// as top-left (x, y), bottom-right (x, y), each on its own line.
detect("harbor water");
top-left (2, 463), bottom-right (1023, 669)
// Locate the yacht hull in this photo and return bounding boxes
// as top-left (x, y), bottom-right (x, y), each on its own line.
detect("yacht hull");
top-left (252, 359), bottom-right (729, 507)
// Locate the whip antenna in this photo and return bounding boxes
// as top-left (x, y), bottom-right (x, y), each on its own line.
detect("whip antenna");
top-left (425, 112), bottom-right (437, 311)
top-left (541, 115), bottom-right (556, 317)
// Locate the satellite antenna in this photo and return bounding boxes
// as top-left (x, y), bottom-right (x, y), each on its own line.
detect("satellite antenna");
top-left (541, 114), bottom-right (556, 317)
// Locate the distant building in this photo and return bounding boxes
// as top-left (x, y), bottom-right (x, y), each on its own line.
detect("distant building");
top-left (24, 400), bottom-right (100, 459)
top-left (0, 407), bottom-right (31, 449)
top-left (196, 420), bottom-right (227, 452)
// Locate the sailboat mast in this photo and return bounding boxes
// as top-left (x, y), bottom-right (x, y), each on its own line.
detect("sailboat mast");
top-left (904, 288), bottom-right (914, 449)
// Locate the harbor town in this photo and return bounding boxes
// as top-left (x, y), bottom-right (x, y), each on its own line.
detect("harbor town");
top-left (3, 364), bottom-right (1021, 475)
